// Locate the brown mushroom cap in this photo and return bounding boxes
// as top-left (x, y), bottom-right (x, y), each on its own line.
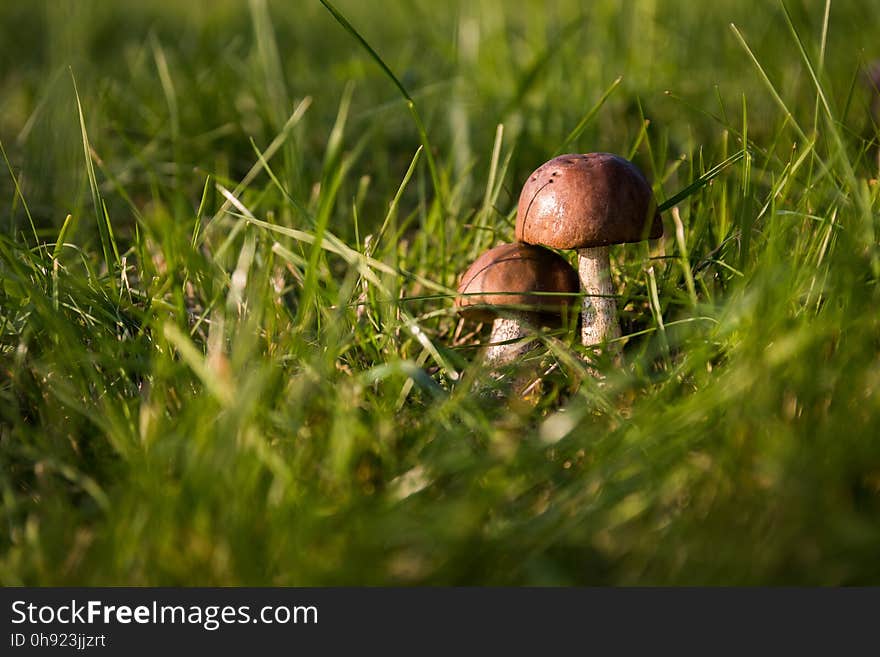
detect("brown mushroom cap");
top-left (455, 242), bottom-right (579, 324)
top-left (515, 153), bottom-right (663, 249)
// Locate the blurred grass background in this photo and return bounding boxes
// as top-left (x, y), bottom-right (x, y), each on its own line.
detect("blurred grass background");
top-left (1, 0), bottom-right (879, 584)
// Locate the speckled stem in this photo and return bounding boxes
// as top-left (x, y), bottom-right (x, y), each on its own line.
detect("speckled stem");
top-left (577, 246), bottom-right (621, 350)
top-left (483, 313), bottom-right (535, 366)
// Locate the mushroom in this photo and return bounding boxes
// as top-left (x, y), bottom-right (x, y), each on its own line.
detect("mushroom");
top-left (455, 242), bottom-right (579, 366)
top-left (515, 153), bottom-right (662, 350)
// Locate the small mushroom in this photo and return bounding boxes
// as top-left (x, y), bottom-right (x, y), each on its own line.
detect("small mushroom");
top-left (455, 242), bottom-right (579, 366)
top-left (515, 153), bottom-right (662, 350)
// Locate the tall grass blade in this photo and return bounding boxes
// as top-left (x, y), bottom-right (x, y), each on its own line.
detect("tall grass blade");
top-left (71, 71), bottom-right (120, 274)
top-left (318, 0), bottom-right (448, 278)
top-left (556, 76), bottom-right (623, 155)
top-left (658, 150), bottom-right (745, 212)
top-left (0, 139), bottom-right (38, 246)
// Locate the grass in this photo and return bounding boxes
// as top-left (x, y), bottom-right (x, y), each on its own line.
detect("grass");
top-left (1, 0), bottom-right (879, 585)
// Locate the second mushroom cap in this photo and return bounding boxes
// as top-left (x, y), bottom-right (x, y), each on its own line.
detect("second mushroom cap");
top-left (455, 242), bottom-right (579, 324)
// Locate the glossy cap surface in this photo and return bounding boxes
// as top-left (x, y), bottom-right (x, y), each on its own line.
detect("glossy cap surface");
top-left (515, 153), bottom-right (662, 249)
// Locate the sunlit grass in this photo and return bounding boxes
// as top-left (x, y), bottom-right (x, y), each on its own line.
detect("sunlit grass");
top-left (1, 0), bottom-right (879, 585)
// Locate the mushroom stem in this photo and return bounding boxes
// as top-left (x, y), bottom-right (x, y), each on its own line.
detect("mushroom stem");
top-left (577, 246), bottom-right (621, 349)
top-left (483, 313), bottom-right (536, 365)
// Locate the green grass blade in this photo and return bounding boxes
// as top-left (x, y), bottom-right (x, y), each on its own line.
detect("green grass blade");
top-left (555, 76), bottom-right (623, 155)
top-left (318, 0), bottom-right (448, 280)
top-left (317, 0), bottom-right (411, 102)
top-left (658, 150), bottom-right (745, 212)
top-left (71, 71), bottom-right (120, 275)
top-left (729, 23), bottom-right (808, 143)
top-left (0, 139), bottom-right (38, 246)
top-left (163, 322), bottom-right (234, 405)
